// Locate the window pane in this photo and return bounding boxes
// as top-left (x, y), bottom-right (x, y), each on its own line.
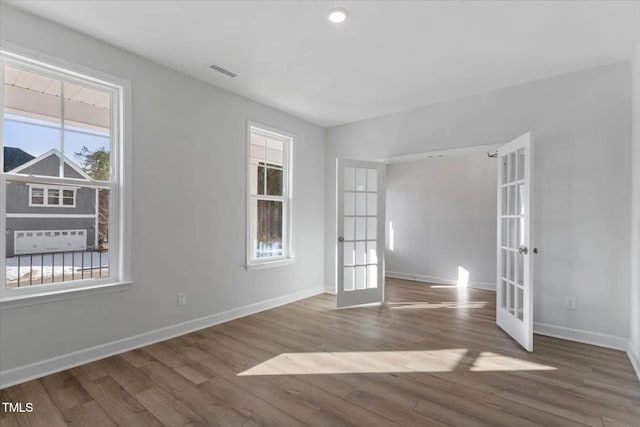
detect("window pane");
top-left (5, 182), bottom-right (111, 288)
top-left (48, 188), bottom-right (60, 205)
top-left (64, 83), bottom-right (111, 181)
top-left (266, 166), bottom-right (283, 196)
top-left (266, 138), bottom-right (283, 166)
top-left (4, 66), bottom-right (62, 176)
top-left (31, 187), bottom-right (44, 205)
top-left (250, 135), bottom-right (266, 195)
top-left (251, 200), bottom-right (283, 259)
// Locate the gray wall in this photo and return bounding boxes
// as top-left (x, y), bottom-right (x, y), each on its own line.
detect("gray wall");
top-left (325, 62), bottom-right (632, 341)
top-left (386, 152), bottom-right (496, 287)
top-left (0, 5), bottom-right (325, 372)
top-left (631, 42), bottom-right (640, 370)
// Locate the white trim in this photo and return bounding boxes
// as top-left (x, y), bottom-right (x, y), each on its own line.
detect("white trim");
top-left (627, 345), bottom-right (640, 381)
top-left (378, 143), bottom-right (501, 164)
top-left (386, 270), bottom-right (496, 291)
top-left (532, 322), bottom-right (629, 351)
top-left (9, 149), bottom-right (93, 181)
top-left (245, 258), bottom-right (296, 271)
top-left (0, 285), bottom-right (324, 389)
top-left (6, 213), bottom-right (95, 218)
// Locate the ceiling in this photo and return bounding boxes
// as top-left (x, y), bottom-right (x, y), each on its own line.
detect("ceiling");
top-left (6, 1), bottom-right (640, 128)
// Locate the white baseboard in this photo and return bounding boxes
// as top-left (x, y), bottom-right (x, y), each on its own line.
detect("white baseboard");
top-left (0, 285), bottom-right (325, 389)
top-left (532, 322), bottom-right (628, 351)
top-left (627, 346), bottom-right (640, 381)
top-left (324, 284), bottom-right (336, 295)
top-left (386, 271), bottom-right (496, 291)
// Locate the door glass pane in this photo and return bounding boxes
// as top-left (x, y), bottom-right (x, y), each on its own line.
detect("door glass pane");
top-left (508, 251), bottom-right (515, 282)
top-left (344, 192), bottom-right (355, 215)
top-left (501, 155), bottom-right (508, 184)
top-left (367, 217), bottom-right (377, 240)
top-left (355, 193), bottom-right (366, 215)
top-left (518, 218), bottom-right (525, 246)
top-left (344, 167), bottom-right (355, 191)
top-left (367, 169), bottom-right (377, 192)
top-left (508, 284), bottom-right (515, 314)
top-left (367, 265), bottom-right (378, 288)
top-left (510, 218), bottom-right (518, 249)
top-left (516, 252), bottom-right (524, 286)
top-left (344, 267), bottom-right (354, 291)
top-left (355, 242), bottom-right (366, 265)
top-left (344, 217), bottom-right (354, 241)
top-left (509, 152), bottom-right (516, 182)
top-left (500, 280), bottom-right (507, 308)
top-left (343, 242), bottom-right (354, 266)
top-left (355, 168), bottom-right (366, 191)
top-left (355, 266), bottom-right (366, 290)
top-left (501, 187), bottom-right (508, 215)
top-left (367, 241), bottom-right (377, 264)
top-left (518, 184), bottom-right (526, 216)
top-left (516, 287), bottom-right (524, 321)
top-left (501, 249), bottom-right (508, 279)
top-left (501, 219), bottom-right (508, 247)
top-left (367, 193), bottom-right (377, 216)
top-left (517, 148), bottom-right (525, 181)
top-left (509, 185), bottom-right (516, 215)
top-left (355, 217), bottom-right (366, 240)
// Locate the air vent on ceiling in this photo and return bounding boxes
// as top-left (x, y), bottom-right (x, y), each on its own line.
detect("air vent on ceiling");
top-left (209, 63), bottom-right (237, 78)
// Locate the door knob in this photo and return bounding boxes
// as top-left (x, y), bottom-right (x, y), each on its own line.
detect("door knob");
top-left (338, 237), bottom-right (345, 243)
top-left (518, 246), bottom-right (528, 255)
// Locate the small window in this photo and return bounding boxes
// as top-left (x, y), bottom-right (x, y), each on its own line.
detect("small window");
top-left (31, 187), bottom-right (44, 205)
top-left (247, 123), bottom-right (293, 267)
top-left (48, 188), bottom-right (60, 205)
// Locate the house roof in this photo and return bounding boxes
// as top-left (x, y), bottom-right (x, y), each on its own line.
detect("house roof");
top-left (7, 148), bottom-right (94, 181)
top-left (3, 147), bottom-right (35, 172)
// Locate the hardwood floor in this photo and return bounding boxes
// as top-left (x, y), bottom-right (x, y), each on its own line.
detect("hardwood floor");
top-left (1, 277), bottom-right (639, 426)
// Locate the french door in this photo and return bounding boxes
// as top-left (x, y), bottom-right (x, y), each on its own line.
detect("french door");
top-left (337, 159), bottom-right (385, 308)
top-left (497, 132), bottom-right (534, 351)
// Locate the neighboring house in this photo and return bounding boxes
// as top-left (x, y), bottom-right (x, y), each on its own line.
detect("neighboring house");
top-left (4, 147), bottom-right (99, 257)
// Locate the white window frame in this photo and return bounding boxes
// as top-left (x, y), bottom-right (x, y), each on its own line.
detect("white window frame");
top-left (0, 46), bottom-right (132, 304)
top-left (28, 184), bottom-right (78, 208)
top-left (246, 121), bottom-right (294, 270)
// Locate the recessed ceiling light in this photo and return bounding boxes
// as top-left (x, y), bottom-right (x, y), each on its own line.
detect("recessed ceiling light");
top-left (328, 8), bottom-right (348, 23)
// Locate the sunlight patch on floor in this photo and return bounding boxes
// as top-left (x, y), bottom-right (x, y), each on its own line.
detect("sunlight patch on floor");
top-left (386, 301), bottom-right (488, 309)
top-left (238, 349), bottom-right (556, 376)
top-left (470, 352), bottom-right (556, 372)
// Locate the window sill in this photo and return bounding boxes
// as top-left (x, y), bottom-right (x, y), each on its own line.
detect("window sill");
top-left (245, 258), bottom-right (296, 271)
top-left (0, 281), bottom-right (133, 310)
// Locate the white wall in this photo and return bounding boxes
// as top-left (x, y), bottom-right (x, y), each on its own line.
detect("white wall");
top-left (630, 42), bottom-right (640, 374)
top-left (0, 5), bottom-right (325, 378)
top-left (325, 62), bottom-right (632, 344)
top-left (385, 152), bottom-right (496, 288)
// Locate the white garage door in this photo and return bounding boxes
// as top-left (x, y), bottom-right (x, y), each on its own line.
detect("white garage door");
top-left (14, 230), bottom-right (87, 255)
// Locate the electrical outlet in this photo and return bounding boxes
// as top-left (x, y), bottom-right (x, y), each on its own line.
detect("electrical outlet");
top-left (177, 292), bottom-right (187, 306)
top-left (565, 296), bottom-right (576, 310)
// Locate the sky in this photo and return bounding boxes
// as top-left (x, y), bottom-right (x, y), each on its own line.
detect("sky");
top-left (3, 114), bottom-right (110, 172)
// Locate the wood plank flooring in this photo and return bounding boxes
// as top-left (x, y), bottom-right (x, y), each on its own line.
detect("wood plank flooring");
top-left (1, 277), bottom-right (639, 426)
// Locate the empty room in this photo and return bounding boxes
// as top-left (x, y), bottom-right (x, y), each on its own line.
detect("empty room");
top-left (1, 1), bottom-right (639, 426)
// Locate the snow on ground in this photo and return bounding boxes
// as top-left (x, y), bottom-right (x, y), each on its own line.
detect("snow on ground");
top-left (5, 251), bottom-right (110, 282)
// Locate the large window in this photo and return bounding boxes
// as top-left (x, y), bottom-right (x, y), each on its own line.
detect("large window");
top-left (247, 123), bottom-right (293, 267)
top-left (0, 50), bottom-right (126, 298)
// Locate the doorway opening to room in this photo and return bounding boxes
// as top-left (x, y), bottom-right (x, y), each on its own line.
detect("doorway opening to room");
top-left (336, 133), bottom-right (534, 351)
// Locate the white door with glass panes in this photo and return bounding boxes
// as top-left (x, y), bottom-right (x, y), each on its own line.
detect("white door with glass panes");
top-left (337, 159), bottom-right (385, 308)
top-left (497, 132), bottom-right (533, 351)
